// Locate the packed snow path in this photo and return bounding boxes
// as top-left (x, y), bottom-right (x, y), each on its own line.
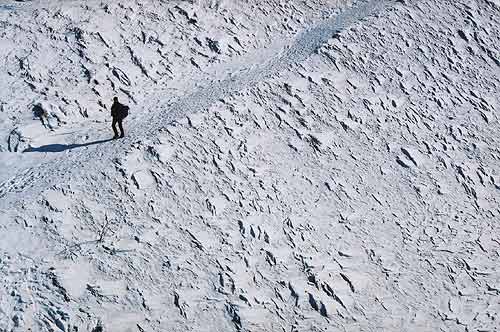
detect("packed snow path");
top-left (0, 0), bottom-right (392, 206)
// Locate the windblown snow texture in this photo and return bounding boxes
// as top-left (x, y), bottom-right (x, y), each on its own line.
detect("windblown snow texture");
top-left (1, 0), bottom-right (500, 331)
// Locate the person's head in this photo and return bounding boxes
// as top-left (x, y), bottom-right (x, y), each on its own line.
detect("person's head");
top-left (113, 96), bottom-right (118, 102)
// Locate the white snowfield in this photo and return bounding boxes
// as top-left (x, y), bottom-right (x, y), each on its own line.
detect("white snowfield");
top-left (1, 0), bottom-right (500, 331)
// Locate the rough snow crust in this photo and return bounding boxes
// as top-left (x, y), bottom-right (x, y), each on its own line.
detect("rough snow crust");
top-left (1, 0), bottom-right (500, 331)
top-left (0, 0), bottom-right (345, 183)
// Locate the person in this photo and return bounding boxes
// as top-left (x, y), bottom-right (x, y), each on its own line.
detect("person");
top-left (33, 103), bottom-right (55, 130)
top-left (110, 97), bottom-right (128, 139)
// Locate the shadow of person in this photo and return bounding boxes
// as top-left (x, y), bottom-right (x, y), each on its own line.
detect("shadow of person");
top-left (23, 138), bottom-right (113, 153)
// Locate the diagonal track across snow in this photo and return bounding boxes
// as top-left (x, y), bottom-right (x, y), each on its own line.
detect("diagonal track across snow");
top-left (0, 0), bottom-right (394, 206)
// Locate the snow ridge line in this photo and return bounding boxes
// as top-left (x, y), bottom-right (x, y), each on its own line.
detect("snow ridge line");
top-left (0, 0), bottom-right (394, 206)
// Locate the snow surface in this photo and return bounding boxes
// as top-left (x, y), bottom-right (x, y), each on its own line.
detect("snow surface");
top-left (1, 0), bottom-right (500, 331)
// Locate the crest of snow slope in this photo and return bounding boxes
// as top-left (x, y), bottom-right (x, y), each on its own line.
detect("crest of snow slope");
top-left (1, 0), bottom-right (500, 331)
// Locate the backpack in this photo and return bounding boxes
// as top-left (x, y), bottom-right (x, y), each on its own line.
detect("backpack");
top-left (120, 105), bottom-right (129, 119)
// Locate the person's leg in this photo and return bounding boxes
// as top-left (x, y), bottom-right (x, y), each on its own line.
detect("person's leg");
top-left (45, 116), bottom-right (55, 131)
top-left (40, 116), bottom-right (47, 129)
top-left (118, 119), bottom-right (124, 138)
top-left (112, 118), bottom-right (119, 138)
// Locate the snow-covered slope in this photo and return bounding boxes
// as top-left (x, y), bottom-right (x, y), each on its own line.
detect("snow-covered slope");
top-left (0, 0), bottom-right (344, 183)
top-left (1, 0), bottom-right (500, 331)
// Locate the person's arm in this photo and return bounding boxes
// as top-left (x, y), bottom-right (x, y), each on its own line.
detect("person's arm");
top-left (111, 103), bottom-right (117, 117)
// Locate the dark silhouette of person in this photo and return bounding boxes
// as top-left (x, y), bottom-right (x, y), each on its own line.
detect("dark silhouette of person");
top-left (111, 97), bottom-right (128, 139)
